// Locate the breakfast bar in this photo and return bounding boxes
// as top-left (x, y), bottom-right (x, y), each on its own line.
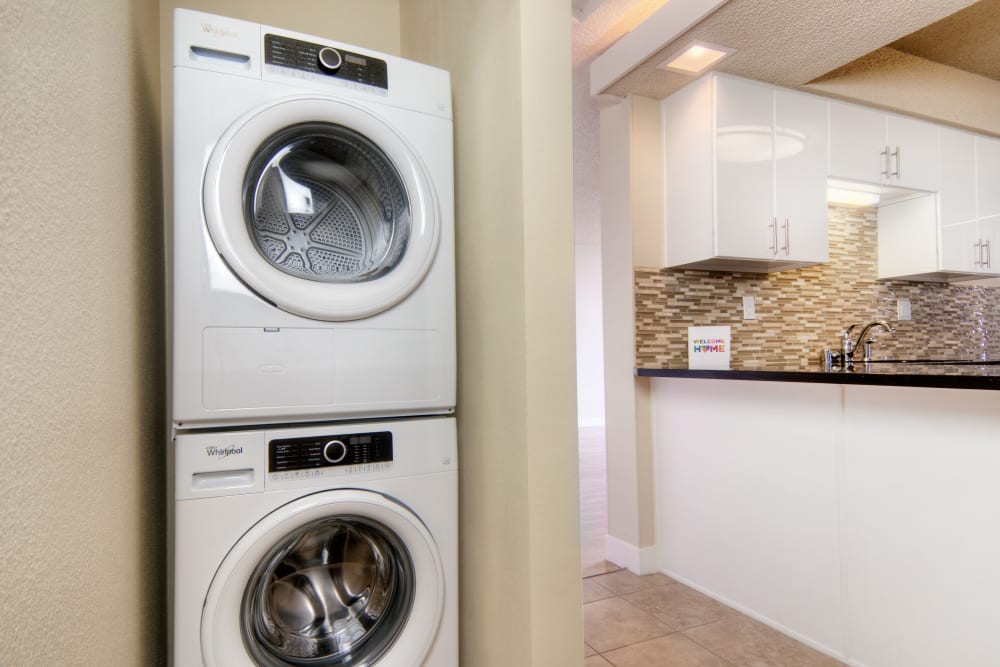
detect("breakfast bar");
top-left (638, 360), bottom-right (1000, 390)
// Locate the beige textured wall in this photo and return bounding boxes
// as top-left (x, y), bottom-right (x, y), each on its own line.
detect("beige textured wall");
top-left (805, 47), bottom-right (1000, 137)
top-left (401, 1), bottom-right (583, 664)
top-left (0, 1), bottom-right (165, 664)
top-left (0, 2), bottom-right (400, 664)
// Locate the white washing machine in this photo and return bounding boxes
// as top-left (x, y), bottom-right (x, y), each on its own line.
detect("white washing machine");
top-left (169, 9), bottom-right (455, 429)
top-left (171, 417), bottom-right (457, 666)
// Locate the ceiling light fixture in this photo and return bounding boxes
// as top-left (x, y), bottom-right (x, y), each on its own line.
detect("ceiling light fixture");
top-left (657, 41), bottom-right (734, 74)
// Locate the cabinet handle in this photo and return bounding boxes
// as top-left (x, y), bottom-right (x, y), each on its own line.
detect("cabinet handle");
top-left (781, 218), bottom-right (790, 255)
top-left (974, 239), bottom-right (982, 267)
top-left (769, 218), bottom-right (778, 256)
top-left (891, 146), bottom-right (900, 177)
top-left (986, 240), bottom-right (992, 269)
top-left (880, 146), bottom-right (889, 177)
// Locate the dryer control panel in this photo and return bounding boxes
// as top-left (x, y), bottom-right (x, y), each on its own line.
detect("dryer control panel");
top-left (265, 34), bottom-right (389, 89)
top-left (269, 431), bottom-right (394, 473)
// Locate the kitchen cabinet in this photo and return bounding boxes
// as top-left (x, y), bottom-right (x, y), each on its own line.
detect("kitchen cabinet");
top-left (829, 101), bottom-right (939, 192)
top-left (879, 128), bottom-right (1000, 280)
top-left (662, 73), bottom-right (828, 272)
top-left (888, 128), bottom-right (1000, 279)
top-left (976, 135), bottom-right (1000, 218)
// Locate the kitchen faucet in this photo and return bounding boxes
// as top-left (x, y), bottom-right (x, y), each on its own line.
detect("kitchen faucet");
top-left (843, 320), bottom-right (894, 363)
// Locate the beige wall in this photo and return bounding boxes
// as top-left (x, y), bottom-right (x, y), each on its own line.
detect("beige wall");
top-left (598, 97), bottom-right (659, 572)
top-left (0, 1), bottom-right (398, 664)
top-left (0, 0), bottom-right (165, 664)
top-left (1, 1), bottom-right (580, 662)
top-left (402, 1), bottom-right (583, 664)
top-left (805, 47), bottom-right (1000, 137)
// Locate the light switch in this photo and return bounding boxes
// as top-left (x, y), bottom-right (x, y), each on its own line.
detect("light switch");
top-left (897, 298), bottom-right (912, 321)
top-left (742, 295), bottom-right (756, 320)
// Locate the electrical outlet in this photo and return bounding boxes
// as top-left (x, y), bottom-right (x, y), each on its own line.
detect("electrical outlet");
top-left (897, 298), bottom-right (912, 321)
top-left (742, 295), bottom-right (756, 320)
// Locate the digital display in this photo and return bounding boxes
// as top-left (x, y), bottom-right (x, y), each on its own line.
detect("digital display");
top-left (269, 431), bottom-right (393, 472)
top-left (345, 54), bottom-right (367, 66)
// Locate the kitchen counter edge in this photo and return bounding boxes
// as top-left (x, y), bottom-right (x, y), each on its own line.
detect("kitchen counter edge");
top-left (636, 366), bottom-right (1000, 390)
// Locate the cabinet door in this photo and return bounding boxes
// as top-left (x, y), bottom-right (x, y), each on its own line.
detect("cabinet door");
top-left (938, 127), bottom-right (976, 227)
top-left (886, 115), bottom-right (939, 191)
top-left (828, 102), bottom-right (886, 184)
top-left (977, 215), bottom-right (1000, 275)
top-left (939, 220), bottom-right (979, 273)
top-left (714, 76), bottom-right (776, 259)
top-left (775, 88), bottom-right (828, 263)
top-left (976, 136), bottom-right (1000, 219)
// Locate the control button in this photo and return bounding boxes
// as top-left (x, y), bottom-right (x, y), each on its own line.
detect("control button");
top-left (317, 47), bottom-right (343, 72)
top-left (323, 440), bottom-right (348, 464)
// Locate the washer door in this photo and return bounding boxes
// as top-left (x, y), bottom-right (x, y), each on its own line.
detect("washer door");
top-left (204, 96), bottom-right (440, 321)
top-left (202, 489), bottom-right (445, 667)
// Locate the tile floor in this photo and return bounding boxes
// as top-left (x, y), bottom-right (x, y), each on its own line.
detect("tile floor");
top-left (578, 428), bottom-right (846, 666)
top-left (580, 565), bottom-right (846, 666)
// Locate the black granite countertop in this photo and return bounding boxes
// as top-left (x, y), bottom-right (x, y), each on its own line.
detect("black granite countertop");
top-left (637, 360), bottom-right (1000, 390)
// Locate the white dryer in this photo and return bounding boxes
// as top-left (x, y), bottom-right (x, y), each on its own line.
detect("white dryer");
top-left (169, 9), bottom-right (455, 429)
top-left (171, 417), bottom-right (458, 666)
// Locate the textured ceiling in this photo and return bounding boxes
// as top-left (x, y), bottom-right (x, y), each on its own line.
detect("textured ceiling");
top-left (891, 0), bottom-right (1000, 81)
top-left (598, 0), bottom-right (979, 99)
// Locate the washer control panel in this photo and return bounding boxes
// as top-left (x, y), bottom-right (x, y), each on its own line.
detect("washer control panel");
top-left (265, 34), bottom-right (389, 89)
top-left (269, 431), bottom-right (393, 473)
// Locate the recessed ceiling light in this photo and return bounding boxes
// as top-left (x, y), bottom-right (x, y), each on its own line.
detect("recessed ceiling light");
top-left (657, 41), bottom-right (734, 74)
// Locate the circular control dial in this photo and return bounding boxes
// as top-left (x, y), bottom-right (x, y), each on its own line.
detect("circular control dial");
top-left (323, 440), bottom-right (348, 464)
top-left (317, 47), bottom-right (343, 72)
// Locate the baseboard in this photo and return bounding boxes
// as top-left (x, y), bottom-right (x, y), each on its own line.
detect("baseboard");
top-left (603, 535), bottom-right (657, 575)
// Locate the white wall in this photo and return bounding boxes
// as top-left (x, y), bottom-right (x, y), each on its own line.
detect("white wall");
top-left (575, 244), bottom-right (606, 427)
top-left (652, 378), bottom-right (1000, 666)
top-left (573, 33), bottom-right (607, 429)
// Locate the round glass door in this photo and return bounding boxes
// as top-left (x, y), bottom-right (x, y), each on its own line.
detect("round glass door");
top-left (241, 516), bottom-right (414, 666)
top-left (244, 123), bottom-right (410, 284)
top-left (201, 490), bottom-right (445, 667)
top-left (204, 96), bottom-right (440, 321)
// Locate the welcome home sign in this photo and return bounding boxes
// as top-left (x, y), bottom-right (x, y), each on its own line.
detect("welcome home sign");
top-left (688, 326), bottom-right (731, 369)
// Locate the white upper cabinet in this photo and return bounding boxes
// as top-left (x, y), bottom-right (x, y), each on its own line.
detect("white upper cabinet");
top-left (939, 127), bottom-right (976, 227)
top-left (829, 102), bottom-right (939, 192)
top-left (886, 114), bottom-right (940, 191)
top-left (881, 128), bottom-right (1000, 280)
top-left (977, 135), bottom-right (1000, 219)
top-left (663, 73), bottom-right (828, 272)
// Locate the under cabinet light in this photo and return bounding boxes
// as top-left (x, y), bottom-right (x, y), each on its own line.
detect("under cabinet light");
top-left (827, 187), bottom-right (880, 207)
top-left (657, 41), bottom-right (734, 74)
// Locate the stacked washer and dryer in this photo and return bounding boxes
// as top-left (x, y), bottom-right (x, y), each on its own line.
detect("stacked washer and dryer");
top-left (167, 9), bottom-right (456, 666)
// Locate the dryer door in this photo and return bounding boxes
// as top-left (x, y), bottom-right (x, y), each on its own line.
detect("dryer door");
top-left (201, 489), bottom-right (445, 667)
top-left (204, 96), bottom-right (440, 321)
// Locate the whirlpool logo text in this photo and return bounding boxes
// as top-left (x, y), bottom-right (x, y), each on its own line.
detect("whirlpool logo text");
top-left (200, 23), bottom-right (238, 39)
top-left (205, 445), bottom-right (244, 459)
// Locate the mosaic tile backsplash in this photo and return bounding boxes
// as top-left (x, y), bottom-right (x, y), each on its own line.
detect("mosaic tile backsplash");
top-left (635, 205), bottom-right (1000, 369)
